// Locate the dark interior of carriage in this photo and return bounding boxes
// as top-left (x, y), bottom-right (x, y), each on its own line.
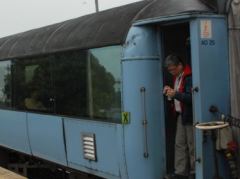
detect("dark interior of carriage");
top-left (161, 23), bottom-right (191, 173)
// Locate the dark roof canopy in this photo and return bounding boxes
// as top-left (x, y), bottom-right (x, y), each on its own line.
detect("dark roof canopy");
top-left (0, 0), bottom-right (215, 60)
top-left (135, 0), bottom-right (214, 20)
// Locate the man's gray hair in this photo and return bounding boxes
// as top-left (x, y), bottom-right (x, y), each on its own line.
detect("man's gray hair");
top-left (164, 54), bottom-right (184, 67)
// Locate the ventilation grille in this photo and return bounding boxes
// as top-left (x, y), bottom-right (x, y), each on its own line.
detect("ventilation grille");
top-left (82, 133), bottom-right (97, 161)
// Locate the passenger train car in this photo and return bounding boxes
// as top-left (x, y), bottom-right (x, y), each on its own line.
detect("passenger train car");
top-left (0, 0), bottom-right (239, 178)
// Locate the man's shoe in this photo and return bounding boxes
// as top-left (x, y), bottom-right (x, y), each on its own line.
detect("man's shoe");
top-left (188, 174), bottom-right (195, 179)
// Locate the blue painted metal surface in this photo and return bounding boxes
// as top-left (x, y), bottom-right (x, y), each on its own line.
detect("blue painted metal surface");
top-left (27, 113), bottom-right (67, 165)
top-left (64, 118), bottom-right (125, 179)
top-left (122, 26), bottom-right (166, 179)
top-left (0, 110), bottom-right (31, 154)
top-left (190, 16), bottom-right (229, 179)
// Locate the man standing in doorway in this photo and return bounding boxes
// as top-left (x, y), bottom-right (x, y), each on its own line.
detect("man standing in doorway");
top-left (163, 55), bottom-right (195, 179)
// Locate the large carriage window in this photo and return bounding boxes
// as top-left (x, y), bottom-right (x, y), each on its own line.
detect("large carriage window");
top-left (0, 61), bottom-right (12, 108)
top-left (10, 46), bottom-right (121, 122)
top-left (13, 58), bottom-right (53, 112)
top-left (88, 46), bottom-right (122, 121)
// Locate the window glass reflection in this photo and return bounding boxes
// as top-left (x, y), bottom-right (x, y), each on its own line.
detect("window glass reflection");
top-left (13, 58), bottom-right (52, 112)
top-left (89, 46), bottom-right (122, 121)
top-left (53, 51), bottom-right (88, 117)
top-left (0, 61), bottom-right (11, 108)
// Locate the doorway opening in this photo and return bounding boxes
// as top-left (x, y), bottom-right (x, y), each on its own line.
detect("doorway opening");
top-left (161, 22), bottom-right (191, 174)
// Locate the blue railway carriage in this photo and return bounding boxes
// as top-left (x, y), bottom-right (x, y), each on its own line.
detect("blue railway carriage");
top-left (0, 0), bottom-right (238, 179)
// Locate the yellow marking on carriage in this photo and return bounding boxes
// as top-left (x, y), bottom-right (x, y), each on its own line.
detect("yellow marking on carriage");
top-left (121, 112), bottom-right (130, 124)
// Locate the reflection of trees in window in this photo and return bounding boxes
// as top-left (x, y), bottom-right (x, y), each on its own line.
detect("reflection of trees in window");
top-left (31, 59), bottom-right (52, 111)
top-left (25, 59), bottom-right (52, 111)
top-left (12, 58), bottom-right (52, 111)
top-left (90, 54), bottom-right (115, 119)
top-left (0, 61), bottom-right (12, 107)
top-left (89, 46), bottom-right (122, 121)
top-left (12, 60), bottom-right (27, 109)
top-left (52, 51), bottom-right (88, 117)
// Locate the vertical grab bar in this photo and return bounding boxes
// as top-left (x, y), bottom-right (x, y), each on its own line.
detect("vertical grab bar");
top-left (140, 87), bottom-right (149, 158)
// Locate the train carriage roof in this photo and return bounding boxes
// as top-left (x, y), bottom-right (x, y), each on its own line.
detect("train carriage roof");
top-left (0, 0), bottom-right (215, 60)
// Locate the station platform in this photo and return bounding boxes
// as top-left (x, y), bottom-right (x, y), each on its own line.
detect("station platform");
top-left (0, 166), bottom-right (27, 179)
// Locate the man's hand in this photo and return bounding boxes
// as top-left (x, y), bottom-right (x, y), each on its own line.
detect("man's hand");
top-left (166, 88), bottom-right (176, 98)
top-left (163, 85), bottom-right (171, 94)
top-left (163, 86), bottom-right (176, 98)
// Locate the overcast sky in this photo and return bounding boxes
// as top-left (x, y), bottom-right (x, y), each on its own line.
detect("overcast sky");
top-left (0, 0), bottom-right (142, 38)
